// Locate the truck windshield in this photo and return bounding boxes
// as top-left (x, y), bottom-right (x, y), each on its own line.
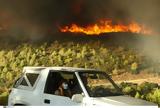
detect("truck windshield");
top-left (79, 71), bottom-right (123, 97)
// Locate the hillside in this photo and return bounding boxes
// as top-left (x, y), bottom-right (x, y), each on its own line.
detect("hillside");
top-left (0, 40), bottom-right (159, 105)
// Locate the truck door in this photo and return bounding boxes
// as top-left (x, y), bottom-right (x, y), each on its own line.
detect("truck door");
top-left (42, 94), bottom-right (78, 105)
top-left (41, 71), bottom-right (84, 106)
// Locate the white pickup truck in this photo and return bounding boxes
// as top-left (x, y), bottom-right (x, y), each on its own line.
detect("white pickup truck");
top-left (8, 67), bottom-right (157, 106)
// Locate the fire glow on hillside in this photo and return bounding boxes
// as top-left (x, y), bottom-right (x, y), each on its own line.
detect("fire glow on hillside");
top-left (60, 19), bottom-right (152, 35)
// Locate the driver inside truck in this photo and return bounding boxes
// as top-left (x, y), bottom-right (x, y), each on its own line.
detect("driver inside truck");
top-left (54, 79), bottom-right (72, 98)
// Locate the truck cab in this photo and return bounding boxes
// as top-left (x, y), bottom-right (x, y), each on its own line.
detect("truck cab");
top-left (8, 67), bottom-right (157, 106)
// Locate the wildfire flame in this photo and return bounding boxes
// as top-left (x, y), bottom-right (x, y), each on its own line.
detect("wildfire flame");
top-left (60, 19), bottom-right (152, 35)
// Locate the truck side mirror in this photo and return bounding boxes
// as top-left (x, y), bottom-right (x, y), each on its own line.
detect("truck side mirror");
top-left (71, 94), bottom-right (84, 103)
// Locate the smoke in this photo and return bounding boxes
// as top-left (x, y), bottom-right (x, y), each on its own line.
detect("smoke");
top-left (0, 0), bottom-right (160, 34)
top-left (0, 1), bottom-right (160, 42)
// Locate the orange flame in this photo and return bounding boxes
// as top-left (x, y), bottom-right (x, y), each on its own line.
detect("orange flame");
top-left (60, 20), bottom-right (152, 35)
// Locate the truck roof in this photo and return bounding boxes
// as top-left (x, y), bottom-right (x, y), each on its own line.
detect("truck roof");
top-left (23, 66), bottom-right (99, 73)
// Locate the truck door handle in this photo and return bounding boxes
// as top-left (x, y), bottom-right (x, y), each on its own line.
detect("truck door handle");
top-left (44, 99), bottom-right (50, 104)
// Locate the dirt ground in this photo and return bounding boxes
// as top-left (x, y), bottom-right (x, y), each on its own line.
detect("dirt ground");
top-left (112, 71), bottom-right (160, 85)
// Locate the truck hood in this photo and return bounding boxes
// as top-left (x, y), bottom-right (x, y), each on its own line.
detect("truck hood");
top-left (92, 95), bottom-right (157, 106)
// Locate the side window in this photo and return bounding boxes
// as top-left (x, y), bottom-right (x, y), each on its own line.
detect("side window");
top-left (44, 71), bottom-right (83, 98)
top-left (26, 73), bottom-right (39, 86)
top-left (13, 73), bottom-right (39, 88)
top-left (13, 77), bottom-right (22, 88)
top-left (20, 77), bottom-right (29, 86)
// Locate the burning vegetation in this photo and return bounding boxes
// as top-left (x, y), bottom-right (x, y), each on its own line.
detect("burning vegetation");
top-left (60, 19), bottom-right (152, 35)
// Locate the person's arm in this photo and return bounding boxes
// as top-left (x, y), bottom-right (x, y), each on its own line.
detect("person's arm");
top-left (54, 90), bottom-right (60, 95)
top-left (59, 87), bottom-right (64, 96)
